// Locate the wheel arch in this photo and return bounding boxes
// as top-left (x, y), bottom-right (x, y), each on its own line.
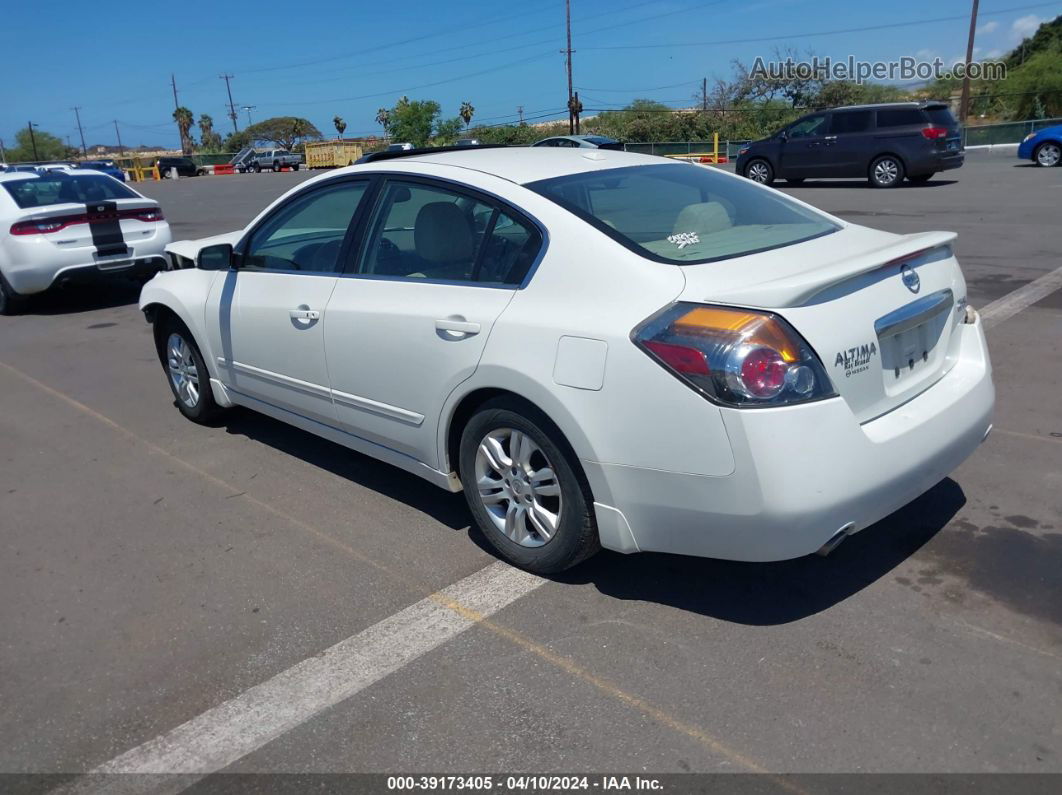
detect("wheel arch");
top-left (440, 378), bottom-right (598, 488)
top-left (867, 150), bottom-right (908, 173)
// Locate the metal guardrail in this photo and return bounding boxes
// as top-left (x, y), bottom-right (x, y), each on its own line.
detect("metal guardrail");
top-left (961, 117), bottom-right (1062, 147)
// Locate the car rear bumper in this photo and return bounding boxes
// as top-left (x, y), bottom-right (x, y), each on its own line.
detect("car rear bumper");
top-left (911, 151), bottom-right (964, 174)
top-left (584, 315), bottom-right (993, 561)
top-left (3, 227), bottom-right (171, 294)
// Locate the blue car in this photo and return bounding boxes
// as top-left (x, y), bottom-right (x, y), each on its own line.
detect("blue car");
top-left (78, 160), bottom-right (127, 181)
top-left (1017, 125), bottom-right (1062, 167)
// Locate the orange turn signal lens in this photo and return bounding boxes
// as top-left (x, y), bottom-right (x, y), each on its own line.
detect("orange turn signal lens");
top-left (672, 306), bottom-right (800, 363)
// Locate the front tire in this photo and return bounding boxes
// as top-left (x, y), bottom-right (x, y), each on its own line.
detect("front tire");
top-left (272, 161), bottom-right (281, 172)
top-left (744, 159), bottom-right (774, 185)
top-left (1034, 142), bottom-right (1061, 167)
top-left (253, 163), bottom-right (262, 173)
top-left (869, 155), bottom-right (904, 188)
top-left (459, 399), bottom-right (599, 573)
top-left (158, 319), bottom-right (221, 424)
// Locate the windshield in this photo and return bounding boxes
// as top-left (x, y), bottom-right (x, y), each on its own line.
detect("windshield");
top-left (526, 163), bottom-right (840, 264)
top-left (3, 174), bottom-right (137, 209)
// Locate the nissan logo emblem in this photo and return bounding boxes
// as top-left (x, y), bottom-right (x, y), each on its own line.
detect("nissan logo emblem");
top-left (901, 264), bottom-right (920, 293)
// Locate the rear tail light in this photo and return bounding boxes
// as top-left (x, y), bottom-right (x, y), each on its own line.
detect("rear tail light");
top-left (921, 126), bottom-right (948, 140)
top-left (633, 303), bottom-right (835, 408)
top-left (121, 207), bottom-right (164, 222)
top-left (10, 214), bottom-right (87, 235)
top-left (10, 206), bottom-right (162, 236)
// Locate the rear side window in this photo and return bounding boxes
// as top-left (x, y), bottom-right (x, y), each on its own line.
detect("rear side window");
top-left (528, 163), bottom-right (839, 264)
top-left (3, 175), bottom-right (136, 208)
top-left (926, 107), bottom-right (957, 127)
top-left (831, 111), bottom-right (872, 134)
top-left (876, 109), bottom-right (926, 128)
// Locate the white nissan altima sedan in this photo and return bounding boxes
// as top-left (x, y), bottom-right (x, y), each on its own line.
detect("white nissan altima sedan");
top-left (140, 146), bottom-right (993, 573)
top-left (0, 171), bottom-right (170, 314)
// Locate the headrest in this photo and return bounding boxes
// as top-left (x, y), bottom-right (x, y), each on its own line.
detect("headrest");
top-left (414, 202), bottom-right (474, 264)
top-left (673, 201), bottom-right (732, 237)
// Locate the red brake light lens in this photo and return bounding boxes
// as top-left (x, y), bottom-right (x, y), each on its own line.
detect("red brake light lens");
top-left (633, 303), bottom-right (835, 408)
top-left (921, 126), bottom-right (948, 140)
top-left (10, 214), bottom-right (86, 235)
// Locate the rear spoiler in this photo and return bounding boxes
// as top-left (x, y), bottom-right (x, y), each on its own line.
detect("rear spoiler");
top-left (710, 230), bottom-right (957, 308)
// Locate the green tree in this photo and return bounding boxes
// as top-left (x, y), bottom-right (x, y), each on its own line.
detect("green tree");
top-left (197, 114), bottom-right (223, 152)
top-left (243, 116), bottom-right (322, 150)
top-left (433, 117), bottom-right (465, 145)
top-left (333, 115), bottom-right (347, 137)
top-left (459, 101), bottom-right (475, 128)
top-left (381, 96), bottom-right (440, 147)
top-left (222, 130), bottom-right (252, 152)
top-left (4, 127), bottom-right (69, 163)
top-left (173, 106), bottom-right (195, 154)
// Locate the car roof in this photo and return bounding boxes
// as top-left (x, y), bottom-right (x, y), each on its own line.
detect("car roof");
top-left (354, 146), bottom-right (670, 185)
top-left (833, 101), bottom-right (949, 111)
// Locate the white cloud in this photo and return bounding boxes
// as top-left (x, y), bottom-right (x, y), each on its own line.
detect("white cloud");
top-left (1011, 15), bottom-right (1042, 40)
top-left (986, 49), bottom-right (1003, 59)
top-left (978, 21), bottom-right (999, 35)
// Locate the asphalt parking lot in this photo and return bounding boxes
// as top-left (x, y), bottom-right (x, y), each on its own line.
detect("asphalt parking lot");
top-left (1, 153), bottom-right (1060, 786)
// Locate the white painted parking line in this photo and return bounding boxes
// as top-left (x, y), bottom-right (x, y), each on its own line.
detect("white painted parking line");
top-left (979, 264), bottom-right (1062, 328)
top-left (61, 562), bottom-right (544, 792)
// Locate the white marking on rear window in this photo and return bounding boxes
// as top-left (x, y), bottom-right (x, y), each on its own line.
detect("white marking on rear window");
top-left (667, 232), bottom-right (700, 249)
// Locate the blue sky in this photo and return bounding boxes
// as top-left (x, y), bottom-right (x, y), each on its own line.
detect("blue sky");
top-left (2, 0), bottom-right (1058, 150)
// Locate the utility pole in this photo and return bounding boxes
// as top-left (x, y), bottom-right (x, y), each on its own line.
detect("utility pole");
top-left (242, 105), bottom-right (256, 126)
top-left (573, 91), bottom-right (582, 134)
top-left (702, 78), bottom-right (708, 111)
top-left (958, 0), bottom-right (980, 122)
top-left (171, 74), bottom-right (180, 109)
top-left (27, 122), bottom-right (39, 162)
top-left (220, 74), bottom-right (239, 133)
top-left (0, 137), bottom-right (6, 163)
top-left (562, 0), bottom-right (575, 134)
top-left (517, 105), bottom-right (524, 125)
top-left (113, 120), bottom-right (124, 156)
top-left (71, 106), bottom-right (87, 156)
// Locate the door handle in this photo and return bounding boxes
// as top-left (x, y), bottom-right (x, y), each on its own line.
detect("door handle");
top-left (289, 308), bottom-right (320, 321)
top-left (435, 318), bottom-right (481, 338)
top-left (824, 135), bottom-right (837, 140)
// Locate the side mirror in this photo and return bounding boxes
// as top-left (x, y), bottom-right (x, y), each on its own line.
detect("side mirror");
top-left (197, 243), bottom-right (234, 270)
top-left (777, 130), bottom-right (788, 141)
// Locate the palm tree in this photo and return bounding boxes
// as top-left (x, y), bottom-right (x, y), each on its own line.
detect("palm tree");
top-left (459, 101), bottom-right (475, 129)
top-left (333, 115), bottom-right (347, 138)
top-left (375, 107), bottom-right (390, 133)
top-left (173, 106), bottom-right (195, 154)
top-left (197, 114), bottom-right (221, 151)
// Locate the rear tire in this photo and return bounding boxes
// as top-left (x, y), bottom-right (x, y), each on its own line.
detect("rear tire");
top-left (253, 163), bottom-right (262, 173)
top-left (0, 271), bottom-right (25, 316)
top-left (459, 399), bottom-right (599, 574)
top-left (291, 163), bottom-right (299, 171)
top-left (157, 318), bottom-right (221, 424)
top-left (869, 155), bottom-right (904, 188)
top-left (272, 161), bottom-right (281, 172)
top-left (743, 159), bottom-right (774, 185)
top-left (1034, 142), bottom-right (1061, 167)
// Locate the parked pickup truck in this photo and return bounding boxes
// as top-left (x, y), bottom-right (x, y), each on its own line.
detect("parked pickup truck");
top-left (249, 149), bottom-right (302, 172)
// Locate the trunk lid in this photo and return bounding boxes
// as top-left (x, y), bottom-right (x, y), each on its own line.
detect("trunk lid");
top-left (678, 224), bottom-right (969, 422)
top-left (16, 198), bottom-right (162, 259)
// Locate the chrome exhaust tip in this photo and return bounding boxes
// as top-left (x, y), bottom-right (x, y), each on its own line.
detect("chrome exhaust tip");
top-left (816, 522), bottom-right (856, 557)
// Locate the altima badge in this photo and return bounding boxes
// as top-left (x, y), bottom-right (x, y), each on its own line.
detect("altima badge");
top-left (901, 264), bottom-right (921, 293)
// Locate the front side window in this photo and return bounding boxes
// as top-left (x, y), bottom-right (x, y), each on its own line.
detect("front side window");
top-left (788, 115), bottom-right (828, 138)
top-left (243, 181), bottom-right (368, 272)
top-left (527, 163), bottom-right (839, 264)
top-left (3, 175), bottom-right (136, 209)
top-left (358, 180), bottom-right (540, 285)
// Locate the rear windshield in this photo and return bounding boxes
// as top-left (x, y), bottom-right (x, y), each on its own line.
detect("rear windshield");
top-left (526, 163), bottom-right (839, 264)
top-left (925, 107), bottom-right (957, 127)
top-left (3, 174), bottom-right (136, 209)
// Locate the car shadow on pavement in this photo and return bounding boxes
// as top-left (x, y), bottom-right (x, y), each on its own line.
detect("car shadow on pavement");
top-left (15, 282), bottom-right (142, 316)
top-left (219, 408), bottom-right (471, 532)
top-left (553, 478), bottom-right (967, 625)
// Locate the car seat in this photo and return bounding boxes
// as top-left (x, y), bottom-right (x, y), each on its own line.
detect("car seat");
top-left (412, 202), bottom-right (475, 279)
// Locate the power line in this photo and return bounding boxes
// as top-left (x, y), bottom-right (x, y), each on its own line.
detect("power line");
top-left (580, 2), bottom-right (1061, 50)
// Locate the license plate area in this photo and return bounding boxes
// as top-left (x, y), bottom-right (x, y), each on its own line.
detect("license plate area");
top-left (875, 289), bottom-right (953, 394)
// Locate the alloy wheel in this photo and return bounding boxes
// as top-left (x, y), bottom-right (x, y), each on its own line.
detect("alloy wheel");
top-left (474, 428), bottom-right (563, 548)
top-left (746, 161), bottom-right (771, 183)
top-left (167, 333), bottom-right (200, 409)
top-left (873, 158), bottom-right (900, 186)
top-left (1036, 143), bottom-right (1060, 167)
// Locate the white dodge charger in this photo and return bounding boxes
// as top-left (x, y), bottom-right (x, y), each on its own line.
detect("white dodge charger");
top-left (140, 147), bottom-right (994, 572)
top-left (0, 170), bottom-right (170, 314)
